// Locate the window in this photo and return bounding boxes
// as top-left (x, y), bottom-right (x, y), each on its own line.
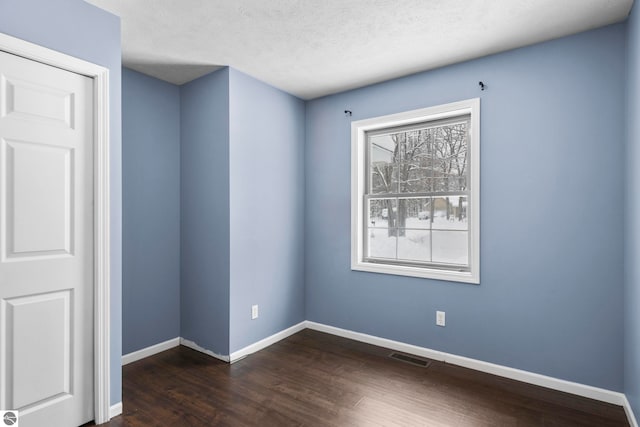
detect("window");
top-left (351, 98), bottom-right (479, 283)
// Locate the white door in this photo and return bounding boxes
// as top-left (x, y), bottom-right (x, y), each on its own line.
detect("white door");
top-left (0, 50), bottom-right (94, 427)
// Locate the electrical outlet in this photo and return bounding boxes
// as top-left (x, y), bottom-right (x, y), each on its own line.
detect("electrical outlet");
top-left (436, 311), bottom-right (446, 327)
top-left (251, 304), bottom-right (259, 320)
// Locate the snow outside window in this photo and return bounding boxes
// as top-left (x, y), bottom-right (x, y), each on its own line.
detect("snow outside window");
top-left (351, 99), bottom-right (480, 284)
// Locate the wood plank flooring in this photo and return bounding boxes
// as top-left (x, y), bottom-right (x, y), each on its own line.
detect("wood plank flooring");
top-left (97, 329), bottom-right (628, 426)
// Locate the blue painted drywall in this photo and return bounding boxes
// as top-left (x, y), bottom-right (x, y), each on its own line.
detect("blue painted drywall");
top-left (228, 69), bottom-right (305, 352)
top-left (626, 1), bottom-right (640, 419)
top-left (0, 0), bottom-right (123, 405)
top-left (122, 68), bottom-right (180, 354)
top-left (305, 24), bottom-right (626, 391)
top-left (180, 68), bottom-right (231, 355)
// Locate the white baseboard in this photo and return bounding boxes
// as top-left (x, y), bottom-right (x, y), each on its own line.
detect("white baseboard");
top-left (305, 321), bottom-right (625, 406)
top-left (109, 401), bottom-right (123, 419)
top-left (122, 337), bottom-right (181, 366)
top-left (229, 321), bottom-right (307, 363)
top-left (116, 321), bottom-right (636, 426)
top-left (624, 395), bottom-right (639, 427)
top-left (180, 337), bottom-right (230, 362)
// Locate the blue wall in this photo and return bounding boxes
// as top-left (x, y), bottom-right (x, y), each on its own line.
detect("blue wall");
top-left (180, 68), bottom-right (231, 356)
top-left (626, 1), bottom-right (640, 418)
top-left (122, 68), bottom-right (181, 354)
top-left (228, 69), bottom-right (305, 352)
top-left (0, 0), bottom-right (123, 405)
top-left (305, 25), bottom-right (626, 391)
top-left (177, 67), bottom-right (306, 355)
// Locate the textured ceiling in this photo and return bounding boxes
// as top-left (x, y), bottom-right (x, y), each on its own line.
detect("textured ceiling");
top-left (85, 0), bottom-right (633, 100)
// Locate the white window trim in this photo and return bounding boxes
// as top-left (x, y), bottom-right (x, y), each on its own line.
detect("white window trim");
top-left (351, 98), bottom-right (480, 284)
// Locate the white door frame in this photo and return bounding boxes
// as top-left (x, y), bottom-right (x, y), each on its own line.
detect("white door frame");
top-left (0, 32), bottom-right (112, 424)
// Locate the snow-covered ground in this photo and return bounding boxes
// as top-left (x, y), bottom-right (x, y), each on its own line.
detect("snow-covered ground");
top-left (367, 217), bottom-right (468, 265)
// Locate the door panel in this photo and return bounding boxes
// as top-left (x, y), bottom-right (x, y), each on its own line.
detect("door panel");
top-left (3, 290), bottom-right (71, 409)
top-left (1, 74), bottom-right (75, 128)
top-left (3, 139), bottom-right (73, 258)
top-left (0, 50), bottom-right (94, 427)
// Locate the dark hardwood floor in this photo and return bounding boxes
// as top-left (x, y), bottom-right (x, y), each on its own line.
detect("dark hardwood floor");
top-left (98, 329), bottom-right (628, 426)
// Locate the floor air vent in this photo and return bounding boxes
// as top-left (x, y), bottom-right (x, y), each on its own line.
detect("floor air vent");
top-left (389, 352), bottom-right (432, 368)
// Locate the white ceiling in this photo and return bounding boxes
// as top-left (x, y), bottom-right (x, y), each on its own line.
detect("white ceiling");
top-left (85, 0), bottom-right (633, 100)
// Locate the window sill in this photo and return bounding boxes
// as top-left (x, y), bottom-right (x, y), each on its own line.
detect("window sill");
top-left (351, 260), bottom-right (479, 284)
